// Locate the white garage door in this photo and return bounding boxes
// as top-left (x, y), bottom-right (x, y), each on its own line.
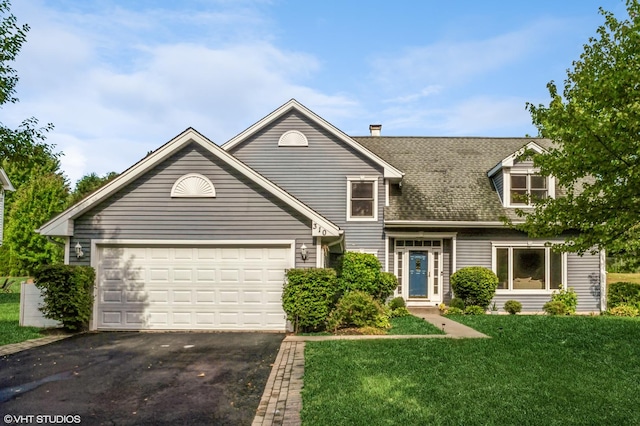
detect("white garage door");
top-left (95, 244), bottom-right (292, 331)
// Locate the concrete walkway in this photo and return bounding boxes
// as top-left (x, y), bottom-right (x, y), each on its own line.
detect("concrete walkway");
top-left (252, 315), bottom-right (487, 425)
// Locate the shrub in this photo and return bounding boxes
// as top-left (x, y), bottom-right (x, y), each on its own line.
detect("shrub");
top-left (388, 296), bottom-right (406, 310)
top-left (504, 300), bottom-right (522, 315)
top-left (543, 300), bottom-right (569, 316)
top-left (608, 282), bottom-right (640, 308)
top-left (34, 264), bottom-right (95, 331)
top-left (328, 291), bottom-right (390, 331)
top-left (606, 304), bottom-right (640, 317)
top-left (389, 306), bottom-right (411, 318)
top-left (546, 287), bottom-right (578, 315)
top-left (337, 252), bottom-right (397, 301)
top-left (282, 268), bottom-right (339, 332)
top-left (450, 266), bottom-right (499, 309)
top-left (444, 307), bottom-right (464, 315)
top-left (449, 297), bottom-right (465, 310)
top-left (464, 305), bottom-right (485, 315)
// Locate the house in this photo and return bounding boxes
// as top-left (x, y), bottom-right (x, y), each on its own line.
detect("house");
top-left (37, 99), bottom-right (605, 331)
top-left (1, 168), bottom-right (15, 245)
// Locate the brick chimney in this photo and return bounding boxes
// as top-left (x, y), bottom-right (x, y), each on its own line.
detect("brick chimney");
top-left (369, 124), bottom-right (382, 136)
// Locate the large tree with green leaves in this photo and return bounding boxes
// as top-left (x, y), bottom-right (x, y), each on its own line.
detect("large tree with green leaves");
top-left (519, 0), bottom-right (640, 265)
top-left (1, 0), bottom-right (66, 275)
top-left (69, 172), bottom-right (118, 205)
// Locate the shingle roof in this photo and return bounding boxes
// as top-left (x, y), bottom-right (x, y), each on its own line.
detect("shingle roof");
top-left (353, 136), bottom-right (552, 223)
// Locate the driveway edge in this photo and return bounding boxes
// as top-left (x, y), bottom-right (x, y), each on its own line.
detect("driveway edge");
top-left (0, 334), bottom-right (72, 356)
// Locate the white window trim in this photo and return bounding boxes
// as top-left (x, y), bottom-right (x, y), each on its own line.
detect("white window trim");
top-left (346, 176), bottom-right (378, 222)
top-left (503, 168), bottom-right (555, 208)
top-left (491, 242), bottom-right (567, 294)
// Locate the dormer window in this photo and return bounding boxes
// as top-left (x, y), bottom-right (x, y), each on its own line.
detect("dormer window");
top-left (510, 173), bottom-right (548, 205)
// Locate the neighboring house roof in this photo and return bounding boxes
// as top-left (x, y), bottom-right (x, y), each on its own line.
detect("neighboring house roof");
top-left (222, 99), bottom-right (404, 180)
top-left (0, 168), bottom-right (15, 192)
top-left (354, 136), bottom-right (552, 224)
top-left (38, 128), bottom-right (341, 237)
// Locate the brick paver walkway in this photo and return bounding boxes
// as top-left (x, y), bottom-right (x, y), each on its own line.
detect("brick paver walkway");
top-left (0, 334), bottom-right (71, 356)
top-left (252, 340), bottom-right (305, 426)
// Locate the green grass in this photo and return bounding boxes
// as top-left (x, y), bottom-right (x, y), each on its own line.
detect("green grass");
top-left (388, 315), bottom-right (445, 335)
top-left (0, 277), bottom-right (42, 345)
top-left (302, 315), bottom-right (640, 425)
top-left (607, 272), bottom-right (640, 285)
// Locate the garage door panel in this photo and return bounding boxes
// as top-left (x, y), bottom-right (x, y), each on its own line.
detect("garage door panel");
top-left (97, 245), bottom-right (290, 330)
top-left (173, 291), bottom-right (192, 303)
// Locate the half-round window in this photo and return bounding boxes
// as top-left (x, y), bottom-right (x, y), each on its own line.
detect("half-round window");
top-left (278, 130), bottom-right (308, 147)
top-left (171, 173), bottom-right (216, 198)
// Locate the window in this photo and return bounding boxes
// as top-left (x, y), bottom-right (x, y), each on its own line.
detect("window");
top-left (494, 244), bottom-right (564, 291)
top-left (347, 177), bottom-right (378, 221)
top-left (510, 173), bottom-right (548, 205)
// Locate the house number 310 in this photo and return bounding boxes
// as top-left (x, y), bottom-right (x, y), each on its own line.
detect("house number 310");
top-left (313, 223), bottom-right (327, 236)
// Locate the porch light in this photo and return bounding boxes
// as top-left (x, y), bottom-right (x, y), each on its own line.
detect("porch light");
top-left (75, 242), bottom-right (84, 259)
top-left (300, 243), bottom-right (308, 261)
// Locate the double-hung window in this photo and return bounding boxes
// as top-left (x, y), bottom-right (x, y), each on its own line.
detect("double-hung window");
top-left (347, 177), bottom-right (378, 221)
top-left (510, 173), bottom-right (548, 205)
top-left (493, 244), bottom-right (565, 291)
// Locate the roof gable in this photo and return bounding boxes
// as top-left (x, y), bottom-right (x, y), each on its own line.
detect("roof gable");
top-left (38, 128), bottom-right (341, 237)
top-left (487, 141), bottom-right (548, 177)
top-left (222, 99), bottom-right (404, 180)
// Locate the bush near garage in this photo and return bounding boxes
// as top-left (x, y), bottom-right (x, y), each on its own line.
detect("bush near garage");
top-left (450, 267), bottom-right (499, 309)
top-left (34, 265), bottom-right (95, 332)
top-left (608, 282), bottom-right (640, 309)
top-left (336, 252), bottom-right (397, 302)
top-left (282, 268), bottom-right (339, 333)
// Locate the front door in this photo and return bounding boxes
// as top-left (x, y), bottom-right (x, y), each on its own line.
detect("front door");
top-left (409, 251), bottom-right (428, 298)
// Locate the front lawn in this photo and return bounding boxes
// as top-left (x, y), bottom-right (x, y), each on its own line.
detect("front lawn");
top-left (607, 272), bottom-right (640, 285)
top-left (0, 278), bottom-right (42, 346)
top-left (302, 315), bottom-right (640, 425)
top-left (388, 314), bottom-right (444, 335)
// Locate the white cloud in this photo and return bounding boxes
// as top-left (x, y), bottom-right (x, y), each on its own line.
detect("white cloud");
top-left (7, 1), bottom-right (358, 185)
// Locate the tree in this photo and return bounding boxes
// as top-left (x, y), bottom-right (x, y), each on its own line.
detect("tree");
top-left (3, 173), bottom-right (68, 275)
top-left (69, 172), bottom-right (118, 205)
top-left (0, 0), bottom-right (64, 275)
top-left (519, 0), bottom-right (640, 265)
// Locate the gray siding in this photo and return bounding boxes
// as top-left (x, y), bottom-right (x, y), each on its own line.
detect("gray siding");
top-left (69, 142), bottom-right (314, 268)
top-left (228, 110), bottom-right (385, 262)
top-left (567, 252), bottom-right (601, 312)
top-left (455, 229), bottom-right (602, 312)
top-left (491, 172), bottom-right (504, 203)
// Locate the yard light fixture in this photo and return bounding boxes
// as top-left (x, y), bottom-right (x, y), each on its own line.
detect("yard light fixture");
top-left (300, 243), bottom-right (308, 261)
top-left (75, 242), bottom-right (84, 259)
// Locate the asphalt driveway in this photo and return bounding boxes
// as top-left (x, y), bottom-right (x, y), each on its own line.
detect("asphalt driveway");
top-left (0, 332), bottom-right (284, 425)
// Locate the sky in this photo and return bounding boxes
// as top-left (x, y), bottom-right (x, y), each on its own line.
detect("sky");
top-left (3, 0), bottom-right (628, 185)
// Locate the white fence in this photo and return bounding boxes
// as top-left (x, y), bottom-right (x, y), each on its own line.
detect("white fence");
top-left (20, 281), bottom-right (61, 328)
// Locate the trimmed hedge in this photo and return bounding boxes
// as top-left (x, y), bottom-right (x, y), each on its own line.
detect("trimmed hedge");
top-left (282, 268), bottom-right (339, 332)
top-left (450, 266), bottom-right (498, 309)
top-left (34, 264), bottom-right (95, 331)
top-left (608, 282), bottom-right (640, 308)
